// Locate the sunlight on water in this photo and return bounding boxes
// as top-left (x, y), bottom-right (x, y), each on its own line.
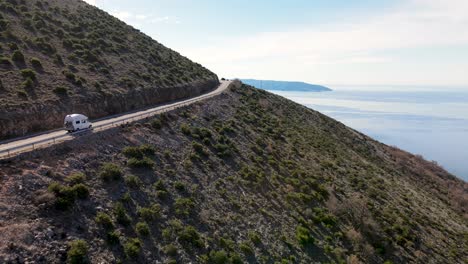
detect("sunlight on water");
top-left (269, 89), bottom-right (468, 181)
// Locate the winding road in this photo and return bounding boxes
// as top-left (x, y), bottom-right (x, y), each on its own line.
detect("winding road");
top-left (0, 80), bottom-right (232, 159)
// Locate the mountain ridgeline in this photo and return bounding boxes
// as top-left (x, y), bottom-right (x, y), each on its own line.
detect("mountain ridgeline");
top-left (241, 79), bottom-right (332, 92)
top-left (0, 82), bottom-right (466, 263)
top-left (0, 0), bottom-right (218, 140)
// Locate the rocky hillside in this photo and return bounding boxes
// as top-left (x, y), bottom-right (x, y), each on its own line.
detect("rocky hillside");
top-left (0, 82), bottom-right (466, 263)
top-left (0, 0), bottom-right (218, 140)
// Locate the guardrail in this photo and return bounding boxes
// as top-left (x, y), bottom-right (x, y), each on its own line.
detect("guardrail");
top-left (0, 82), bottom-right (230, 160)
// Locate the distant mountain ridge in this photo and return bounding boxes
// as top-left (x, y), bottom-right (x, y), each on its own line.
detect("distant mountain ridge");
top-left (241, 79), bottom-right (332, 92)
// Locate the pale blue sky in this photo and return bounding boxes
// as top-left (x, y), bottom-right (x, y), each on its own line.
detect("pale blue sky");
top-left (86, 0), bottom-right (468, 87)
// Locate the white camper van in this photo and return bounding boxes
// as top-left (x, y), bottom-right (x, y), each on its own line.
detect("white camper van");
top-left (64, 114), bottom-right (92, 132)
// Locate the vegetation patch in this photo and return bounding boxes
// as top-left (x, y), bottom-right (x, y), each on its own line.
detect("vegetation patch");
top-left (124, 238), bottom-right (142, 259)
top-left (67, 240), bottom-right (89, 264)
top-left (47, 181), bottom-right (89, 210)
top-left (98, 163), bottom-right (123, 181)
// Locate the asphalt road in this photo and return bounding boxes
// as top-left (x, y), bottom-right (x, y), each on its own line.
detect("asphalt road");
top-left (0, 80), bottom-right (232, 158)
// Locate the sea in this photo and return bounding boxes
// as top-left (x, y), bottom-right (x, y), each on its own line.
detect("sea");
top-left (267, 87), bottom-right (468, 181)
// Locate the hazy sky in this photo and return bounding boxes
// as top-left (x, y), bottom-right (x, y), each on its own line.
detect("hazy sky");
top-left (85, 0), bottom-right (468, 87)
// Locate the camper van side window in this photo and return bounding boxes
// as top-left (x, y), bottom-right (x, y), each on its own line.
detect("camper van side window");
top-left (82, 120), bottom-right (86, 123)
top-left (76, 121), bottom-right (80, 124)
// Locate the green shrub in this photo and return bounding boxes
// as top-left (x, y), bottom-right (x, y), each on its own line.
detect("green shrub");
top-left (66, 172), bottom-right (86, 185)
top-left (53, 86), bottom-right (68, 96)
top-left (121, 192), bottom-right (132, 203)
top-left (63, 70), bottom-right (76, 81)
top-left (122, 146), bottom-right (143, 159)
top-left (139, 144), bottom-right (155, 156)
top-left (30, 57), bottom-right (42, 68)
top-left (71, 184), bottom-right (89, 199)
top-left (106, 231), bottom-right (120, 245)
top-left (0, 56), bottom-right (12, 66)
top-left (178, 225), bottom-right (203, 247)
top-left (209, 250), bottom-right (229, 264)
top-left (8, 43), bottom-right (19, 51)
top-left (75, 77), bottom-right (84, 86)
top-left (202, 138), bottom-right (211, 146)
top-left (164, 244), bottom-right (178, 256)
top-left (154, 180), bottom-right (166, 191)
top-left (135, 222), bottom-right (150, 236)
top-left (20, 69), bottom-right (36, 80)
top-left (113, 202), bottom-right (131, 226)
top-left (99, 163), bottom-right (122, 181)
top-left (54, 54), bottom-right (64, 65)
top-left (192, 141), bottom-right (207, 156)
top-left (17, 90), bottom-right (27, 98)
top-left (55, 193), bottom-right (75, 210)
top-left (123, 145), bottom-right (155, 159)
top-left (48, 182), bottom-right (77, 210)
top-left (190, 153), bottom-right (201, 161)
top-left (239, 242), bottom-right (254, 255)
top-left (22, 77), bottom-right (34, 89)
top-left (127, 157), bottom-right (154, 169)
top-left (156, 190), bottom-right (168, 200)
top-left (151, 119), bottom-right (162, 129)
top-left (67, 240), bottom-right (88, 264)
top-left (95, 212), bottom-right (114, 230)
top-left (230, 254), bottom-right (243, 264)
top-left (11, 50), bottom-right (24, 62)
top-left (215, 144), bottom-right (231, 158)
top-left (198, 128), bottom-right (212, 139)
top-left (174, 181), bottom-right (186, 192)
top-left (248, 231), bottom-right (261, 245)
top-left (296, 225), bottom-right (314, 246)
top-left (137, 204), bottom-right (160, 221)
top-left (125, 175), bottom-right (141, 188)
top-left (311, 208), bottom-right (336, 227)
top-left (47, 181), bottom-right (63, 194)
top-left (180, 123), bottom-right (191, 135)
top-left (124, 238), bottom-right (142, 259)
top-left (174, 197), bottom-right (195, 216)
top-left (0, 19), bottom-right (8, 31)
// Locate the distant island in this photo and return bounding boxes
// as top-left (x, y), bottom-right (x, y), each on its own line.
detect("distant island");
top-left (241, 79), bottom-right (332, 92)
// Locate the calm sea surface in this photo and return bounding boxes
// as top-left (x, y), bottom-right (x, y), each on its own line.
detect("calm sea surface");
top-left (268, 88), bottom-right (468, 181)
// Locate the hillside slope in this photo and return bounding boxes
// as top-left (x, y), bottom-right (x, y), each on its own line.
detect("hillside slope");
top-left (0, 0), bottom-right (218, 140)
top-left (0, 82), bottom-right (466, 263)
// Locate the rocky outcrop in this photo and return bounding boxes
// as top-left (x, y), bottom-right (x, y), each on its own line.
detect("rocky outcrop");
top-left (0, 78), bottom-right (218, 140)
